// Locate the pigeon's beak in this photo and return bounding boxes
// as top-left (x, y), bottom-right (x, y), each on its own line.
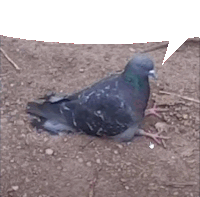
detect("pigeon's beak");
top-left (148, 70), bottom-right (157, 80)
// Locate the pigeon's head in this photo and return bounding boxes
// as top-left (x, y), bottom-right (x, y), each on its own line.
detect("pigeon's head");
top-left (123, 54), bottom-right (157, 80)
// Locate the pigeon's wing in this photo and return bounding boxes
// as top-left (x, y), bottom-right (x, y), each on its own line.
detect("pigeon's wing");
top-left (66, 80), bottom-right (135, 137)
top-left (64, 73), bottom-right (120, 101)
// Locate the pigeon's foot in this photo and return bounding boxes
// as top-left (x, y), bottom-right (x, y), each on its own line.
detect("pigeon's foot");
top-left (145, 103), bottom-right (168, 118)
top-left (137, 129), bottom-right (170, 145)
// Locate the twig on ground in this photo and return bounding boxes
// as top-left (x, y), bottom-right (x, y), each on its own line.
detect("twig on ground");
top-left (89, 177), bottom-right (97, 197)
top-left (159, 91), bottom-right (200, 104)
top-left (80, 138), bottom-right (95, 150)
top-left (161, 139), bottom-right (167, 148)
top-left (88, 168), bottom-right (102, 197)
top-left (0, 47), bottom-right (20, 70)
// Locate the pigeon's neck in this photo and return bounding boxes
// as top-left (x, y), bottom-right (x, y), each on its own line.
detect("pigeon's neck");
top-left (122, 69), bottom-right (148, 90)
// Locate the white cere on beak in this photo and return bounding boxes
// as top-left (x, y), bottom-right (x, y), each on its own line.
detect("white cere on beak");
top-left (149, 70), bottom-right (155, 75)
top-left (148, 70), bottom-right (157, 79)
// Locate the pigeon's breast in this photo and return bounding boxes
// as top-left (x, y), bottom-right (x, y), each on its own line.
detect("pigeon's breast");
top-left (118, 77), bottom-right (150, 119)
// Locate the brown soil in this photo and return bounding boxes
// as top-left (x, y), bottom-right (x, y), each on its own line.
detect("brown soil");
top-left (1, 36), bottom-right (199, 197)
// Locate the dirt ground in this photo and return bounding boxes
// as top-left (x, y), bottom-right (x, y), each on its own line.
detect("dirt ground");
top-left (1, 36), bottom-right (199, 197)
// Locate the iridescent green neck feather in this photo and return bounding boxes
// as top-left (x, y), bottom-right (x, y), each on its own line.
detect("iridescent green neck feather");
top-left (123, 69), bottom-right (147, 90)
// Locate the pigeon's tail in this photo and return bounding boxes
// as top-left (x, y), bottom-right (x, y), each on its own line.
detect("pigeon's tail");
top-left (26, 95), bottom-right (77, 135)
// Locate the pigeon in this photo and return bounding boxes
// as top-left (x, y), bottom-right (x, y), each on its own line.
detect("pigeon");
top-left (26, 54), bottom-right (170, 144)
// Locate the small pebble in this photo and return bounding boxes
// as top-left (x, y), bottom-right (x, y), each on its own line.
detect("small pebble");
top-left (125, 186), bottom-right (129, 190)
top-left (129, 47), bottom-right (135, 52)
top-left (78, 158), bottom-right (83, 163)
top-left (5, 102), bottom-right (10, 106)
top-left (44, 137), bottom-right (48, 142)
top-left (116, 144), bottom-right (123, 149)
top-left (16, 146), bottom-right (21, 149)
top-left (143, 173), bottom-right (148, 178)
top-left (25, 177), bottom-right (30, 183)
top-left (160, 186), bottom-right (165, 189)
top-left (77, 174), bottom-right (82, 178)
top-left (114, 150), bottom-right (118, 154)
top-left (12, 186), bottom-right (19, 191)
top-left (96, 159), bottom-right (101, 164)
top-left (175, 113), bottom-right (182, 120)
top-left (120, 178), bottom-right (126, 182)
top-left (45, 148), bottom-right (54, 155)
top-left (57, 166), bottom-right (62, 170)
top-left (104, 57), bottom-right (109, 61)
top-left (183, 114), bottom-right (188, 119)
top-left (11, 110), bottom-right (18, 116)
top-left (86, 161), bottom-right (92, 167)
top-left (79, 68), bottom-right (85, 73)
top-left (173, 191), bottom-right (179, 195)
top-left (67, 57), bottom-right (74, 63)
